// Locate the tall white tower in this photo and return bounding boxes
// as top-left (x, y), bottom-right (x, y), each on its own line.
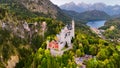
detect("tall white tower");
top-left (72, 19), bottom-right (75, 38)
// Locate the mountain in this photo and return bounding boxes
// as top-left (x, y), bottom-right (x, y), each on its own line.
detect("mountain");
top-left (60, 2), bottom-right (120, 16)
top-left (112, 13), bottom-right (120, 18)
top-left (77, 10), bottom-right (110, 21)
top-left (60, 2), bottom-right (82, 12)
top-left (0, 0), bottom-right (71, 22)
top-left (63, 10), bottom-right (110, 21)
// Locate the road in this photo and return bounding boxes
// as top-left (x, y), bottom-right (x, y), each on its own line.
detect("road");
top-left (90, 28), bottom-right (106, 39)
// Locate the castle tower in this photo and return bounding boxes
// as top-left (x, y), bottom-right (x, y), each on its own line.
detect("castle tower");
top-left (72, 19), bottom-right (75, 38)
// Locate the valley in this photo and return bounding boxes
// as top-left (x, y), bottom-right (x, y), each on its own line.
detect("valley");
top-left (87, 20), bottom-right (106, 39)
top-left (87, 20), bottom-right (106, 28)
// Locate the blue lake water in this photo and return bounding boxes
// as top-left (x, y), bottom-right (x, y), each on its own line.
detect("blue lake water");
top-left (87, 20), bottom-right (106, 28)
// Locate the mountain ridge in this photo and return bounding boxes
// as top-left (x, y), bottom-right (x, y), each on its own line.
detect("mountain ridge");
top-left (63, 9), bottom-right (110, 22)
top-left (60, 2), bottom-right (120, 16)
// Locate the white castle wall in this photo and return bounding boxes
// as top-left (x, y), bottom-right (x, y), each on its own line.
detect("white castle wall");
top-left (57, 20), bottom-right (75, 50)
top-left (47, 20), bottom-right (75, 51)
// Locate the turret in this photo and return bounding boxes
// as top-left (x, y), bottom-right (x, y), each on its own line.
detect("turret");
top-left (72, 20), bottom-right (75, 38)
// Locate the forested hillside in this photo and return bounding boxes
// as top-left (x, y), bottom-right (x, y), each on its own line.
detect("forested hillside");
top-left (100, 18), bottom-right (120, 42)
top-left (0, 0), bottom-right (120, 68)
top-left (0, 0), bottom-right (71, 22)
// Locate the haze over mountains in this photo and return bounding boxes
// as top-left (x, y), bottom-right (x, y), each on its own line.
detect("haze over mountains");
top-left (60, 2), bottom-right (120, 16)
top-left (63, 10), bottom-right (110, 21)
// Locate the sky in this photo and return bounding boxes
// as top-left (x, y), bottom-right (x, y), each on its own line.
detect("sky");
top-left (50, 0), bottom-right (120, 6)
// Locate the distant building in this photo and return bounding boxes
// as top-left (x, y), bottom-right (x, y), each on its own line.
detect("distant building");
top-left (23, 22), bottom-right (30, 31)
top-left (75, 55), bottom-right (95, 68)
top-left (2, 22), bottom-right (6, 29)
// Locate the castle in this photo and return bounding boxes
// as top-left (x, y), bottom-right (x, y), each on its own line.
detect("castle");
top-left (47, 20), bottom-right (75, 51)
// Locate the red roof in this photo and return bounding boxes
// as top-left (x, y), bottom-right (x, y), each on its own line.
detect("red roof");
top-left (49, 41), bottom-right (59, 49)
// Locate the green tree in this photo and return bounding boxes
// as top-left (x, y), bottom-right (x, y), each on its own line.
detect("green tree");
top-left (96, 48), bottom-right (109, 60)
top-left (86, 58), bottom-right (98, 68)
top-left (76, 49), bottom-right (82, 57)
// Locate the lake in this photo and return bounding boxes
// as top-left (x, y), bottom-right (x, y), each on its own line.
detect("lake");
top-left (87, 20), bottom-right (106, 28)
